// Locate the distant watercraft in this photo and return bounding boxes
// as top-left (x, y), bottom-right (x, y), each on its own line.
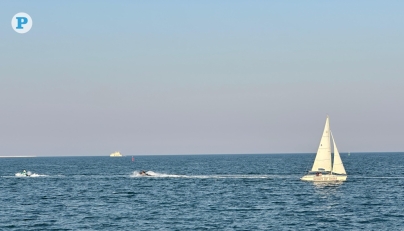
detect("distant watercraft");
top-left (110, 151), bottom-right (123, 157)
top-left (139, 170), bottom-right (151, 176)
top-left (301, 116), bottom-right (347, 182)
top-left (16, 170), bottom-right (31, 177)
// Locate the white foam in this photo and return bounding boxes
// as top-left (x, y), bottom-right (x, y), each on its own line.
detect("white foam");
top-left (353, 176), bottom-right (404, 179)
top-left (15, 171), bottom-right (48, 177)
top-left (29, 173), bottom-right (48, 177)
top-left (130, 171), bottom-right (285, 179)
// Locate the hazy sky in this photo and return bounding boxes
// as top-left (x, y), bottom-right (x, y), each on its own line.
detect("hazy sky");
top-left (1, 1), bottom-right (403, 156)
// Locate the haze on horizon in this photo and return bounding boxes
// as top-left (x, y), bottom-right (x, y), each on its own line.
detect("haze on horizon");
top-left (1, 1), bottom-right (403, 156)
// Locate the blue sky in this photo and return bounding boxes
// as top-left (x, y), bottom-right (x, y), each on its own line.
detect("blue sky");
top-left (1, 1), bottom-right (403, 156)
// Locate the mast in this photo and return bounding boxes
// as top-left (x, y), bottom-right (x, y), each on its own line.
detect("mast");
top-left (330, 130), bottom-right (333, 175)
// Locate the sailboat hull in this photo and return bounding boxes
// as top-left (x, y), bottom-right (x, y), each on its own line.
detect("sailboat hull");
top-left (300, 174), bottom-right (347, 182)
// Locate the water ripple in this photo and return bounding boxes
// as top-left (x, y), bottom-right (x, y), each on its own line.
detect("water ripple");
top-left (0, 153), bottom-right (404, 230)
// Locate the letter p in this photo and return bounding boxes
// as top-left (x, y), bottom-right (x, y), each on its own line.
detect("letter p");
top-left (11, 13), bottom-right (32, 33)
top-left (16, 17), bottom-right (28, 29)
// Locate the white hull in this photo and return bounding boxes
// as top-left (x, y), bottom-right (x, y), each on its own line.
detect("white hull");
top-left (300, 174), bottom-right (347, 182)
top-left (110, 151), bottom-right (122, 157)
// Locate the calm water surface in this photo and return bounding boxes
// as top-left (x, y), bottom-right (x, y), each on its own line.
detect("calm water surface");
top-left (1, 153), bottom-right (404, 230)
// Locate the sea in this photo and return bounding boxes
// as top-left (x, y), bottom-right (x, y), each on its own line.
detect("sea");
top-left (1, 153), bottom-right (404, 230)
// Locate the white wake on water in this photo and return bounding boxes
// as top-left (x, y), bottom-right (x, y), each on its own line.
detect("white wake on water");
top-left (130, 171), bottom-right (286, 179)
top-left (352, 176), bottom-right (404, 179)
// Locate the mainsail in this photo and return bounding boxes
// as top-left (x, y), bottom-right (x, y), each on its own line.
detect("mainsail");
top-left (331, 132), bottom-right (346, 174)
top-left (311, 116), bottom-right (332, 172)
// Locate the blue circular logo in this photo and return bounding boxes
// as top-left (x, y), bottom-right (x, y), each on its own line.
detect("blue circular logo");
top-left (11, 12), bottom-right (33, 34)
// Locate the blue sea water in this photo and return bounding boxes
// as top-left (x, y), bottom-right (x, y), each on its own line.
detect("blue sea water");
top-left (1, 153), bottom-right (404, 230)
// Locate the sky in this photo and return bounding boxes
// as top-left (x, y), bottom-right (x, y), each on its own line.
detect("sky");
top-left (1, 1), bottom-right (403, 156)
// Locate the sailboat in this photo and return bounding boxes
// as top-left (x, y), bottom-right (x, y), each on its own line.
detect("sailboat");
top-left (301, 116), bottom-right (347, 182)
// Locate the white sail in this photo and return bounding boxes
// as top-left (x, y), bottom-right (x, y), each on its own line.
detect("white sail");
top-left (311, 116), bottom-right (332, 172)
top-left (331, 132), bottom-right (346, 174)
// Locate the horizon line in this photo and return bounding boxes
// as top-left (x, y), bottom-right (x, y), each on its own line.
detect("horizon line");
top-left (1, 151), bottom-right (403, 158)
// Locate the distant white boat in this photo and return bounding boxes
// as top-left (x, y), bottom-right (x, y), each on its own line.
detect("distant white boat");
top-left (301, 116), bottom-right (347, 182)
top-left (110, 151), bottom-right (123, 157)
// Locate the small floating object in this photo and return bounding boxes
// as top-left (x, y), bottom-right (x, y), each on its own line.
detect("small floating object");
top-left (16, 170), bottom-right (32, 177)
top-left (139, 170), bottom-right (151, 176)
top-left (110, 151), bottom-right (123, 157)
